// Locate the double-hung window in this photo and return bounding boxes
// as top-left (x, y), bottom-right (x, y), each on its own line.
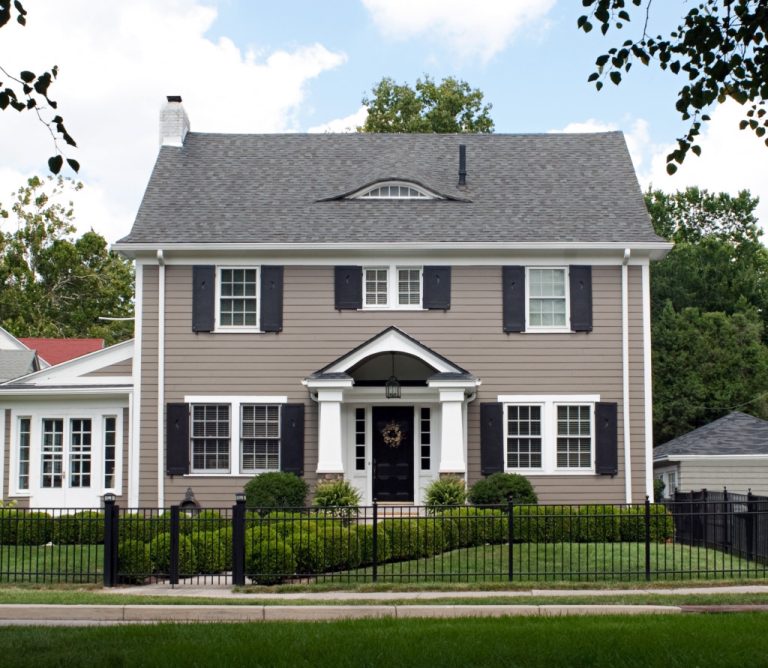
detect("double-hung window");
top-left (217, 267), bottom-right (259, 330)
top-left (241, 404), bottom-right (281, 472)
top-left (363, 265), bottom-right (422, 309)
top-left (502, 396), bottom-right (596, 474)
top-left (527, 268), bottom-right (568, 330)
top-left (191, 404), bottom-right (231, 472)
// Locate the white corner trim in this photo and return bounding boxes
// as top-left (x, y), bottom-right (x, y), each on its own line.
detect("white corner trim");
top-left (642, 261), bottom-right (653, 499)
top-left (497, 394), bottom-right (601, 404)
top-left (183, 395), bottom-right (288, 404)
top-left (622, 251), bottom-right (632, 503)
top-left (129, 261), bottom-right (143, 507)
top-left (157, 257), bottom-right (165, 509)
top-left (0, 409), bottom-right (5, 501)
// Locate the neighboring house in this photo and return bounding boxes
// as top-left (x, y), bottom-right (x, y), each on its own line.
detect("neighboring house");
top-left (654, 412), bottom-right (768, 498)
top-left (0, 327), bottom-right (133, 508)
top-left (19, 338), bottom-right (105, 366)
top-left (0, 327), bottom-right (44, 380)
top-left (108, 96), bottom-right (671, 510)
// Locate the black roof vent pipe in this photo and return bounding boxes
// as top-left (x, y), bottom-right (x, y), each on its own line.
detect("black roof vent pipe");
top-left (458, 144), bottom-right (467, 186)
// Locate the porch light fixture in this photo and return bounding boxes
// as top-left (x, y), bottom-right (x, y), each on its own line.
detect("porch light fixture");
top-left (385, 352), bottom-right (401, 399)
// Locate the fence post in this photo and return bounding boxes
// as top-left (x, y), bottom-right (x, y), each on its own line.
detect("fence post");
top-left (747, 490), bottom-right (756, 561)
top-left (644, 495), bottom-right (651, 582)
top-left (507, 496), bottom-right (514, 582)
top-left (371, 501), bottom-right (379, 583)
top-left (232, 493), bottom-right (246, 586)
top-left (103, 494), bottom-right (118, 587)
top-left (169, 505), bottom-right (180, 586)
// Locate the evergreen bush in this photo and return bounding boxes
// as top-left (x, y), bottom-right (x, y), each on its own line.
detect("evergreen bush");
top-left (244, 472), bottom-right (308, 511)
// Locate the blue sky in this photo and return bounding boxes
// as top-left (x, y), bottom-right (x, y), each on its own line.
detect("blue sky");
top-left (0, 1), bottom-right (766, 241)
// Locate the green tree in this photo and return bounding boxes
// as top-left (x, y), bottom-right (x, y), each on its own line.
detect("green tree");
top-left (652, 303), bottom-right (768, 444)
top-left (647, 188), bottom-right (768, 331)
top-left (0, 176), bottom-right (133, 345)
top-left (0, 1), bottom-right (77, 173)
top-left (578, 1), bottom-right (768, 173)
top-left (360, 75), bottom-right (494, 133)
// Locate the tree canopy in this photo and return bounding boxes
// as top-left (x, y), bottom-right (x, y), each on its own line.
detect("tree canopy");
top-left (0, 176), bottom-right (133, 345)
top-left (359, 75), bottom-right (494, 133)
top-left (0, 1), bottom-right (78, 173)
top-left (578, 1), bottom-right (768, 174)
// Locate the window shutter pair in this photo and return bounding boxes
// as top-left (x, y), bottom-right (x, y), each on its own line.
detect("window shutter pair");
top-left (334, 266), bottom-right (451, 310)
top-left (502, 265), bottom-right (592, 333)
top-left (166, 403), bottom-right (305, 476)
top-left (192, 265), bottom-right (284, 332)
top-left (479, 401), bottom-right (617, 476)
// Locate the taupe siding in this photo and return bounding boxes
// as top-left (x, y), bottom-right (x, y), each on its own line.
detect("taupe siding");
top-left (139, 264), bottom-right (648, 507)
top-left (677, 459), bottom-right (768, 497)
top-left (82, 358), bottom-right (133, 377)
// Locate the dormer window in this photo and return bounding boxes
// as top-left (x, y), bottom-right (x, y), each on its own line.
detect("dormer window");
top-left (350, 181), bottom-right (440, 200)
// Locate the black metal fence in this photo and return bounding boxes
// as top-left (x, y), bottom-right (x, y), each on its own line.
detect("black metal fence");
top-left (2, 497), bottom-right (768, 586)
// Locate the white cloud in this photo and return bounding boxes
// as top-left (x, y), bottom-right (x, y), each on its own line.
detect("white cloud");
top-left (0, 1), bottom-right (346, 242)
top-left (362, 0), bottom-right (555, 62)
top-left (551, 118), bottom-right (651, 171)
top-left (308, 107), bottom-right (368, 133)
top-left (642, 101), bottom-right (768, 232)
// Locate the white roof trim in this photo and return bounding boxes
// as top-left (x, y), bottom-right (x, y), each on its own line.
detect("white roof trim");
top-left (654, 453), bottom-right (768, 462)
top-left (323, 328), bottom-right (462, 375)
top-left (0, 326), bottom-right (29, 351)
top-left (1, 339), bottom-right (134, 387)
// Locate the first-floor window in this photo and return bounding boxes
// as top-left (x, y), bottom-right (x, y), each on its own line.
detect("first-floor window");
top-left (17, 417), bottom-right (31, 491)
top-left (191, 404), bottom-right (230, 472)
top-left (506, 405), bottom-right (542, 468)
top-left (104, 416), bottom-right (117, 489)
top-left (41, 418), bottom-right (64, 488)
top-left (556, 405), bottom-right (592, 468)
top-left (241, 404), bottom-right (280, 472)
top-left (69, 418), bottom-right (92, 488)
top-left (420, 408), bottom-right (431, 470)
top-left (354, 408), bottom-right (366, 471)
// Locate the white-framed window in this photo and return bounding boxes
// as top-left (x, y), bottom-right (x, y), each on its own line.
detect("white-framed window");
top-left (350, 181), bottom-right (438, 200)
top-left (241, 404), bottom-right (281, 473)
top-left (184, 396), bottom-right (288, 476)
top-left (363, 265), bottom-right (423, 309)
top-left (420, 407), bottom-right (432, 470)
top-left (69, 418), bottom-right (92, 488)
top-left (501, 395), bottom-right (597, 474)
top-left (17, 417), bottom-right (31, 491)
top-left (103, 416), bottom-right (117, 490)
top-left (216, 267), bottom-right (260, 331)
top-left (526, 267), bottom-right (569, 331)
top-left (41, 418), bottom-right (64, 488)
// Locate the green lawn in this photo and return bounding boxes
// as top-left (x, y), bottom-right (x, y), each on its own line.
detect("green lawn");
top-left (2, 616), bottom-right (768, 667)
top-left (339, 542), bottom-right (768, 583)
top-left (0, 546), bottom-right (103, 584)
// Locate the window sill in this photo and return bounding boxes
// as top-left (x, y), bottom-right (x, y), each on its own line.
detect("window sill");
top-left (184, 473), bottom-right (255, 477)
top-left (213, 328), bottom-right (264, 334)
top-left (521, 328), bottom-right (573, 334)
top-left (360, 307), bottom-right (426, 312)
top-left (506, 469), bottom-right (596, 476)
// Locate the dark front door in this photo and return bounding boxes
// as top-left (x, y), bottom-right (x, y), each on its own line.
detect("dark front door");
top-left (372, 406), bottom-right (414, 502)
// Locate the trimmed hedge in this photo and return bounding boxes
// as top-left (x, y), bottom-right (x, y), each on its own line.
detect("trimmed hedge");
top-left (118, 539), bottom-right (151, 584)
top-left (244, 472), bottom-right (308, 511)
top-left (288, 525), bottom-right (361, 573)
top-left (619, 505), bottom-right (675, 542)
top-left (384, 519), bottom-right (447, 560)
top-left (148, 532), bottom-right (197, 577)
top-left (118, 513), bottom-right (169, 543)
top-left (468, 472), bottom-right (538, 505)
top-left (213, 527), bottom-right (233, 571)
top-left (180, 509), bottom-right (228, 535)
top-left (246, 540), bottom-right (296, 585)
top-left (191, 531), bottom-right (229, 573)
top-left (53, 511), bottom-right (105, 545)
top-left (352, 524), bottom-right (390, 565)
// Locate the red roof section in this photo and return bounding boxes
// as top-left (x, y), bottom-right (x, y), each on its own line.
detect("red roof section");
top-left (19, 338), bottom-right (105, 366)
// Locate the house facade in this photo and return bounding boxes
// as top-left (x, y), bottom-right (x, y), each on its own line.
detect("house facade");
top-left (2, 97), bottom-right (671, 509)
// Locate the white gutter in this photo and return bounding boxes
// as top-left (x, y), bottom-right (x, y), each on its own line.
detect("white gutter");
top-left (622, 248), bottom-right (632, 503)
top-left (157, 250), bottom-right (165, 509)
top-left (0, 387), bottom-right (131, 397)
top-left (642, 261), bottom-right (654, 499)
top-left (129, 261), bottom-right (143, 507)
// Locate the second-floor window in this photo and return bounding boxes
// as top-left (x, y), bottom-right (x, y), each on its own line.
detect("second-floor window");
top-left (363, 265), bottom-right (422, 309)
top-left (218, 267), bottom-right (259, 329)
top-left (527, 267), bottom-right (568, 330)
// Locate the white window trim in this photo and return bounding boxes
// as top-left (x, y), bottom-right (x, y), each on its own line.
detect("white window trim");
top-left (102, 415), bottom-right (120, 494)
top-left (214, 265), bottom-right (262, 333)
top-left (348, 180), bottom-right (441, 200)
top-left (499, 394), bottom-right (599, 475)
top-left (525, 266), bottom-right (571, 333)
top-left (9, 409), bottom-right (124, 498)
top-left (184, 395), bottom-right (287, 476)
top-left (362, 264), bottom-right (424, 311)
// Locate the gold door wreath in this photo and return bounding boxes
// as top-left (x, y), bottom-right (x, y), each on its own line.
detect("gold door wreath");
top-left (381, 420), bottom-right (403, 448)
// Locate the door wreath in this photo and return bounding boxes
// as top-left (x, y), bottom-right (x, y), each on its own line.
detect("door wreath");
top-left (381, 420), bottom-right (403, 448)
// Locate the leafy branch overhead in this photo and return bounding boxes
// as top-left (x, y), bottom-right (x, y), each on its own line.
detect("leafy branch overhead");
top-left (0, 0), bottom-right (78, 174)
top-left (578, 0), bottom-right (768, 174)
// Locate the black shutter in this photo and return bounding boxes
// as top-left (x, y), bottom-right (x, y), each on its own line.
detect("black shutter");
top-left (280, 403), bottom-right (305, 476)
top-left (166, 403), bottom-right (190, 476)
top-left (595, 402), bottom-right (618, 475)
top-left (422, 266), bottom-right (451, 310)
top-left (480, 402), bottom-right (505, 475)
top-left (192, 266), bottom-right (215, 332)
top-left (569, 265), bottom-right (593, 332)
top-left (260, 266), bottom-right (284, 332)
top-left (502, 266), bottom-right (526, 333)
top-left (334, 266), bottom-right (362, 310)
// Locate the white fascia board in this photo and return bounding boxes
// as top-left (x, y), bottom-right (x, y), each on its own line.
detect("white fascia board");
top-left (302, 379), bottom-right (354, 390)
top-left (0, 386), bottom-right (131, 398)
top-left (498, 394), bottom-right (601, 404)
top-left (113, 241), bottom-right (673, 262)
top-left (2, 340), bottom-right (133, 386)
top-left (427, 379), bottom-right (481, 390)
top-left (659, 454), bottom-right (768, 461)
top-left (0, 327), bottom-right (29, 351)
top-left (184, 395), bottom-right (289, 404)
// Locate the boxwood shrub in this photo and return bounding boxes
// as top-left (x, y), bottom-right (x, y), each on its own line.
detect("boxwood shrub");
top-left (244, 472), bottom-right (308, 511)
top-left (0, 509), bottom-right (20, 545)
top-left (16, 511), bottom-right (54, 545)
top-left (384, 519), bottom-right (447, 560)
top-left (618, 505), bottom-right (674, 542)
top-left (352, 524), bottom-right (390, 565)
top-left (180, 509), bottom-right (227, 535)
top-left (246, 539), bottom-right (296, 585)
top-left (118, 539), bottom-right (151, 584)
top-left (53, 511), bottom-right (104, 545)
top-left (118, 513), bottom-right (169, 543)
top-left (468, 472), bottom-right (538, 506)
top-left (213, 527), bottom-right (233, 571)
top-left (191, 531), bottom-right (229, 573)
top-left (288, 525), bottom-right (361, 573)
top-left (148, 532), bottom-right (197, 577)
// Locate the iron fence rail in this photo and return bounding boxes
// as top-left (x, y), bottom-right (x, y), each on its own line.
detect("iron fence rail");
top-left (1, 496), bottom-right (767, 586)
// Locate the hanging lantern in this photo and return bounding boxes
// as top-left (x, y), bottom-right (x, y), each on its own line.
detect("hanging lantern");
top-left (385, 352), bottom-right (401, 398)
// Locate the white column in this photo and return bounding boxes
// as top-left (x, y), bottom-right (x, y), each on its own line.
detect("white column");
top-left (316, 389), bottom-right (345, 473)
top-left (438, 389), bottom-right (466, 472)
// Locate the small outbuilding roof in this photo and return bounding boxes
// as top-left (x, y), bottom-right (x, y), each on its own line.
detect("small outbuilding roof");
top-left (0, 350), bottom-right (39, 382)
top-left (654, 412), bottom-right (768, 460)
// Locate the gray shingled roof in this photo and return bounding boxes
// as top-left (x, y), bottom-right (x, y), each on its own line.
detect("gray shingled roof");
top-left (118, 132), bottom-right (663, 245)
top-left (0, 350), bottom-right (37, 382)
top-left (654, 412), bottom-right (768, 459)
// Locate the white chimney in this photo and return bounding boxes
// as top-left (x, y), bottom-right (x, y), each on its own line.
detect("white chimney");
top-left (159, 95), bottom-right (190, 147)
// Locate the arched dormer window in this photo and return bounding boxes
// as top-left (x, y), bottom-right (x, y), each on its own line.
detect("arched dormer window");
top-left (349, 181), bottom-right (441, 200)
